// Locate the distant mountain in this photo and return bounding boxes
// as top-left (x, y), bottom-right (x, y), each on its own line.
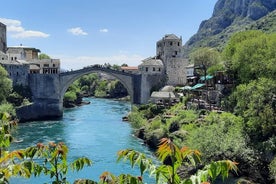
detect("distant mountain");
top-left (184, 0), bottom-right (276, 54)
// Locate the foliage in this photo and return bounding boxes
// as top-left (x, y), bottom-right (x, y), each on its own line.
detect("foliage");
top-left (64, 91), bottom-right (77, 102)
top-left (223, 31), bottom-right (276, 84)
top-left (206, 63), bottom-right (225, 75)
top-left (0, 65), bottom-right (12, 104)
top-left (228, 78), bottom-right (276, 142)
top-left (7, 84), bottom-right (32, 107)
top-left (186, 112), bottom-right (254, 164)
top-left (38, 53), bottom-right (51, 59)
top-left (0, 103), bottom-right (16, 117)
top-left (270, 156), bottom-right (276, 181)
top-left (128, 106), bottom-right (147, 129)
top-left (94, 80), bottom-right (108, 97)
top-left (115, 138), bottom-right (238, 184)
top-left (249, 10), bottom-right (276, 33)
top-left (189, 47), bottom-right (221, 72)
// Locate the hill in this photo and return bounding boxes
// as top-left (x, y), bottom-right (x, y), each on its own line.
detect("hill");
top-left (184, 0), bottom-right (276, 54)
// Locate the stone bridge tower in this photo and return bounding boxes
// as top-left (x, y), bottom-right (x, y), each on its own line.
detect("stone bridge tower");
top-left (156, 34), bottom-right (188, 86)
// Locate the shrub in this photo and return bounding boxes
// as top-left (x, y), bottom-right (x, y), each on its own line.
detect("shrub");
top-left (0, 103), bottom-right (16, 117)
top-left (64, 91), bottom-right (77, 102)
top-left (186, 112), bottom-right (254, 163)
top-left (270, 157), bottom-right (276, 181)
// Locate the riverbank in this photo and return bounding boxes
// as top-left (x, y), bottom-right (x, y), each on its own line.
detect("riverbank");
top-left (126, 102), bottom-right (274, 183)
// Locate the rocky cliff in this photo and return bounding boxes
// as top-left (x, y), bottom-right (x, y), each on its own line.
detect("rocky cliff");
top-left (185, 0), bottom-right (276, 53)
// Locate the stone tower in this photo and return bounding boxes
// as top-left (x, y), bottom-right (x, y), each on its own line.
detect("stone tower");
top-left (156, 34), bottom-right (187, 86)
top-left (0, 22), bottom-right (7, 53)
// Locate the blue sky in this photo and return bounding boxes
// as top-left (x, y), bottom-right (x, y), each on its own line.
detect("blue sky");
top-left (0, 0), bottom-right (217, 69)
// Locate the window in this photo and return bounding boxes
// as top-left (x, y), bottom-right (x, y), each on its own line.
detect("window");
top-left (153, 67), bottom-right (155, 71)
top-left (15, 57), bottom-right (17, 60)
top-left (170, 42), bottom-right (173, 46)
top-left (53, 64), bottom-right (56, 67)
top-left (175, 51), bottom-right (178, 55)
top-left (178, 42), bottom-right (180, 46)
top-left (158, 68), bottom-right (161, 72)
top-left (145, 67), bottom-right (148, 72)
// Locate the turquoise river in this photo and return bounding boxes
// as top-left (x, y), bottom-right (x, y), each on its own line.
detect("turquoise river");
top-left (9, 98), bottom-right (155, 184)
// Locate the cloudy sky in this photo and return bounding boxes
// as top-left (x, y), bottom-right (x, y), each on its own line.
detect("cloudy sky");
top-left (0, 0), bottom-right (217, 69)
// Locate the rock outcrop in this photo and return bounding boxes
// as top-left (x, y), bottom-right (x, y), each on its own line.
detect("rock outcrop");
top-left (185, 0), bottom-right (276, 53)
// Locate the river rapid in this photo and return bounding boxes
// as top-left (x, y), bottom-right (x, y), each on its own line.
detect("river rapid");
top-left (10, 98), bottom-right (155, 184)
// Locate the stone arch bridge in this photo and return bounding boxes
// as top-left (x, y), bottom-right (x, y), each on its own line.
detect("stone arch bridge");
top-left (16, 65), bottom-right (162, 122)
top-left (59, 66), bottom-right (141, 104)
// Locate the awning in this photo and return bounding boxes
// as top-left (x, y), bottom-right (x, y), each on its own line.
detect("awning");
top-left (191, 83), bottom-right (205, 90)
top-left (200, 75), bottom-right (213, 81)
top-left (180, 86), bottom-right (192, 90)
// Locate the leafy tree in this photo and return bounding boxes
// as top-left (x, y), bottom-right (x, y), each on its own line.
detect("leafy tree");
top-left (111, 64), bottom-right (120, 70)
top-left (186, 112), bottom-right (254, 164)
top-left (38, 53), bottom-right (51, 59)
top-left (0, 65), bottom-right (12, 103)
top-left (64, 91), bottom-right (77, 102)
top-left (0, 103), bottom-right (16, 117)
top-left (190, 47), bottom-right (221, 75)
top-left (223, 30), bottom-right (276, 84)
top-left (228, 78), bottom-right (276, 142)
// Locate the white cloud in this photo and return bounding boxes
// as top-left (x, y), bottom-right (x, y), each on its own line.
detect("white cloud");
top-left (55, 54), bottom-right (145, 70)
top-left (99, 28), bottom-right (108, 33)
top-left (11, 30), bottom-right (49, 39)
top-left (67, 27), bottom-right (88, 36)
top-left (0, 17), bottom-right (50, 38)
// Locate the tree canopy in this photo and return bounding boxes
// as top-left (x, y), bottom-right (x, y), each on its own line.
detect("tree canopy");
top-left (38, 53), bottom-right (51, 59)
top-left (223, 30), bottom-right (276, 84)
top-left (0, 65), bottom-right (12, 103)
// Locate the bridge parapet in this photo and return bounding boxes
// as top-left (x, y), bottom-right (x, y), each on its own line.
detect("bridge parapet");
top-left (60, 66), bottom-right (138, 77)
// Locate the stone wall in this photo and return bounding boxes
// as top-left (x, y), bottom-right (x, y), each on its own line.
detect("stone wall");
top-left (166, 58), bottom-right (188, 86)
top-left (2, 64), bottom-right (29, 86)
top-left (140, 73), bottom-right (165, 104)
top-left (16, 74), bottom-right (63, 122)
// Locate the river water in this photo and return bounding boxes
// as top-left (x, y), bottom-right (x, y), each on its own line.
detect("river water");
top-left (10, 98), bottom-right (155, 184)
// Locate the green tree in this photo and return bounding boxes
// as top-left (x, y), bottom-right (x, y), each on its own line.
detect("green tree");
top-left (190, 47), bottom-right (221, 75)
top-left (228, 78), bottom-right (276, 142)
top-left (0, 65), bottom-right (12, 103)
top-left (223, 30), bottom-right (276, 84)
top-left (38, 53), bottom-right (51, 59)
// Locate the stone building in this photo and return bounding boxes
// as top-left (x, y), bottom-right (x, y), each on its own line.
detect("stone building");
top-left (0, 22), bottom-right (7, 53)
top-left (6, 45), bottom-right (60, 74)
top-left (0, 21), bottom-right (61, 88)
top-left (156, 34), bottom-right (188, 86)
top-left (138, 57), bottom-right (164, 75)
top-left (7, 46), bottom-right (40, 61)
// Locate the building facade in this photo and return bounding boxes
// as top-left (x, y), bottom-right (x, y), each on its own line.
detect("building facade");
top-left (138, 57), bottom-right (164, 75)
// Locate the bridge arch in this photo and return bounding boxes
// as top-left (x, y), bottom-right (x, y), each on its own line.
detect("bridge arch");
top-left (59, 67), bottom-right (140, 104)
